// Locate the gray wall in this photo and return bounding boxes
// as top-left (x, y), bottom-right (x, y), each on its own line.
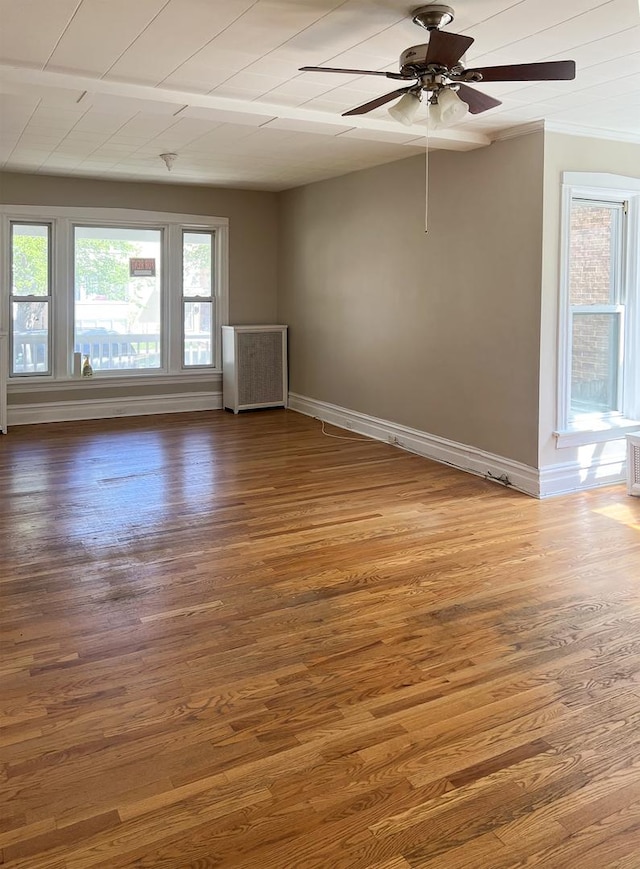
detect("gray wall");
top-left (0, 171), bottom-right (279, 326)
top-left (278, 133), bottom-right (544, 467)
top-left (539, 133), bottom-right (640, 468)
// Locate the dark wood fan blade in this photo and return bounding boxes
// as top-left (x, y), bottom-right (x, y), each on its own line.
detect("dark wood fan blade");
top-left (456, 84), bottom-right (502, 114)
top-left (299, 65), bottom-right (412, 81)
top-left (342, 88), bottom-right (412, 117)
top-left (465, 60), bottom-right (576, 82)
top-left (425, 30), bottom-right (474, 67)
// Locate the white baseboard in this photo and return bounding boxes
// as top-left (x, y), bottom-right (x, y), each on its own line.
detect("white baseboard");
top-left (288, 392), bottom-right (541, 498)
top-left (539, 443), bottom-right (627, 498)
top-left (8, 390), bottom-right (222, 426)
top-left (289, 393), bottom-right (630, 499)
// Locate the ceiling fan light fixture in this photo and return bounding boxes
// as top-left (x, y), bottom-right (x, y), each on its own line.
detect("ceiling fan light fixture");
top-left (388, 91), bottom-right (422, 125)
top-left (430, 87), bottom-right (469, 128)
top-left (301, 6), bottom-right (575, 126)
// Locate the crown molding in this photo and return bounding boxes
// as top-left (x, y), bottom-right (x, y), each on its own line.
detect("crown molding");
top-left (543, 120), bottom-right (640, 145)
top-left (491, 120), bottom-right (546, 142)
top-left (492, 118), bottom-right (640, 146)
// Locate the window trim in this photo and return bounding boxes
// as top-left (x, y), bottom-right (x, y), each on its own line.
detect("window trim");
top-left (556, 172), bottom-right (640, 447)
top-left (9, 220), bottom-right (53, 377)
top-left (181, 228), bottom-right (215, 370)
top-left (569, 303), bottom-right (625, 419)
top-left (1, 205), bottom-right (229, 382)
top-left (72, 221), bottom-right (166, 375)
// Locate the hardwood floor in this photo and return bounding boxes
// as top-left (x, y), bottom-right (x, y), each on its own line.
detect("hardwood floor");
top-left (1, 409), bottom-right (640, 868)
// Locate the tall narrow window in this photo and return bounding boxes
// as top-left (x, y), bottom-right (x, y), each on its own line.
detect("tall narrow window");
top-left (182, 231), bottom-right (214, 367)
top-left (568, 200), bottom-right (625, 420)
top-left (10, 222), bottom-right (51, 375)
top-left (558, 173), bottom-right (640, 443)
top-left (74, 226), bottom-right (162, 371)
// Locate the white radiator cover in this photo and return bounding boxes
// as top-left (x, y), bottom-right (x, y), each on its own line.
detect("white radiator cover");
top-left (222, 325), bottom-right (288, 413)
top-left (628, 433), bottom-right (640, 496)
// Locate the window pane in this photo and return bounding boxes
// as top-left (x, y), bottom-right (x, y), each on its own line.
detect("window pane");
top-left (11, 224), bottom-right (49, 297)
top-left (184, 301), bottom-right (213, 366)
top-left (569, 203), bottom-right (619, 306)
top-left (12, 301), bottom-right (49, 374)
top-left (570, 312), bottom-right (620, 416)
top-left (74, 226), bottom-right (162, 371)
top-left (183, 232), bottom-right (212, 298)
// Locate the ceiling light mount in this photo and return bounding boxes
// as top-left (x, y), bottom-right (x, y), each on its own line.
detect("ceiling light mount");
top-left (412, 5), bottom-right (455, 32)
top-left (159, 152), bottom-right (178, 172)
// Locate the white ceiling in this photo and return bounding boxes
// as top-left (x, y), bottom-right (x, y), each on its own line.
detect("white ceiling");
top-left (1, 0), bottom-right (639, 191)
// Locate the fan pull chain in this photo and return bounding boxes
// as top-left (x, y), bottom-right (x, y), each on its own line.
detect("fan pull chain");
top-left (424, 104), bottom-right (430, 233)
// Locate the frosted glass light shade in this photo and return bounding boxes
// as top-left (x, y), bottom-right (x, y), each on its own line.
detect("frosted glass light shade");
top-left (388, 92), bottom-right (422, 126)
top-left (431, 88), bottom-right (469, 128)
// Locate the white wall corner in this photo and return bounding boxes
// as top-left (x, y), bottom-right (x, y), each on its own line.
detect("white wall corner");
top-left (8, 390), bottom-right (222, 427)
top-left (288, 392), bottom-right (541, 498)
top-left (540, 439), bottom-right (628, 497)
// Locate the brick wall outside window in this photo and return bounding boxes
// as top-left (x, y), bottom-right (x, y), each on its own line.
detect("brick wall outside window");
top-left (569, 204), bottom-right (613, 305)
top-left (569, 204), bottom-right (619, 413)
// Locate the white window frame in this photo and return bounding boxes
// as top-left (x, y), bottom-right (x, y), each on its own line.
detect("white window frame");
top-left (9, 221), bottom-right (53, 377)
top-left (73, 221), bottom-right (166, 374)
top-left (1, 205), bottom-right (229, 385)
top-left (556, 172), bottom-right (640, 448)
top-left (181, 229), bottom-right (216, 370)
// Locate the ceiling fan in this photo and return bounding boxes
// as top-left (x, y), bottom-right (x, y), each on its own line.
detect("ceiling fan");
top-left (299, 4), bottom-right (576, 127)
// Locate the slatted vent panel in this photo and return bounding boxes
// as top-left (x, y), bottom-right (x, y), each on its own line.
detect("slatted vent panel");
top-left (237, 330), bottom-right (284, 406)
top-left (629, 437), bottom-right (640, 496)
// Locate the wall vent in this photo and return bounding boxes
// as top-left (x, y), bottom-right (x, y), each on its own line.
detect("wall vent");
top-left (628, 433), bottom-right (640, 497)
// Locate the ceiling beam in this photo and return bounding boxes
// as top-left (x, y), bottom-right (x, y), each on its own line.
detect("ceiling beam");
top-left (0, 64), bottom-right (491, 151)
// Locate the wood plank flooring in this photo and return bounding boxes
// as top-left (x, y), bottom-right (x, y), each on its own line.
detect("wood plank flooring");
top-left (1, 409), bottom-right (640, 868)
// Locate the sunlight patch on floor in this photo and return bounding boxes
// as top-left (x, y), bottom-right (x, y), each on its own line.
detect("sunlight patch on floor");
top-left (593, 501), bottom-right (640, 532)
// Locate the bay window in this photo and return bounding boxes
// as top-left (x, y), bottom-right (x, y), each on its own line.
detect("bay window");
top-left (2, 206), bottom-right (228, 382)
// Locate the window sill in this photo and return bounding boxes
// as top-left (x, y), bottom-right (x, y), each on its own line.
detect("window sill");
top-left (555, 418), bottom-right (640, 448)
top-left (8, 370), bottom-right (221, 392)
